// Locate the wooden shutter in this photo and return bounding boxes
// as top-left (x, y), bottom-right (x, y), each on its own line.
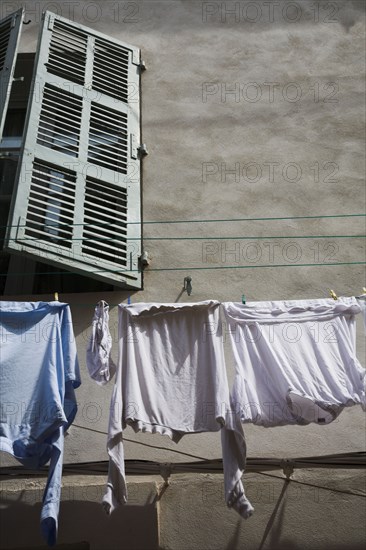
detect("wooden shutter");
top-left (5, 11), bottom-right (142, 288)
top-left (0, 8), bottom-right (24, 139)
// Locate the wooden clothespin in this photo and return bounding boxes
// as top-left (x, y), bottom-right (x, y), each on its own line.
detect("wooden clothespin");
top-left (54, 292), bottom-right (59, 301)
top-left (329, 289), bottom-right (338, 300)
top-left (362, 287), bottom-right (366, 294)
top-left (242, 294), bottom-right (246, 304)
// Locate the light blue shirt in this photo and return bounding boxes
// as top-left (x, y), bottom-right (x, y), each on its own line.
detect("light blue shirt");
top-left (0, 301), bottom-right (81, 546)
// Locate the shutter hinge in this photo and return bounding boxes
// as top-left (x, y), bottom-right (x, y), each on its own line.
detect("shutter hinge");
top-left (130, 134), bottom-right (137, 159)
top-left (139, 60), bottom-right (147, 72)
top-left (47, 14), bottom-right (55, 30)
top-left (138, 143), bottom-right (149, 157)
top-left (139, 250), bottom-right (150, 267)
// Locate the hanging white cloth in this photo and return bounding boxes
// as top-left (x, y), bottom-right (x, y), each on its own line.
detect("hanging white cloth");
top-left (222, 297), bottom-right (365, 427)
top-left (87, 300), bottom-right (254, 519)
top-left (86, 300), bottom-right (116, 385)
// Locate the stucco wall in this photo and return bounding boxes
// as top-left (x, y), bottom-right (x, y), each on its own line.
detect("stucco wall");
top-left (0, 1), bottom-right (365, 549)
top-left (1, 470), bottom-right (365, 549)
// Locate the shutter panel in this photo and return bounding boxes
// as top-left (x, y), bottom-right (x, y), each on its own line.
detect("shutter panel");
top-left (0, 8), bottom-right (24, 139)
top-left (5, 11), bottom-right (142, 288)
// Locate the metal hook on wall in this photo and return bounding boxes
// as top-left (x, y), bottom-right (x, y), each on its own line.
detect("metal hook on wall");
top-left (183, 277), bottom-right (192, 296)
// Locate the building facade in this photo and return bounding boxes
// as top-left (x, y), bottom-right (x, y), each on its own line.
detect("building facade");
top-left (0, 1), bottom-right (365, 549)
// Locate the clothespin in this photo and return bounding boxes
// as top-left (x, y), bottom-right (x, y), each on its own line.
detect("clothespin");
top-left (329, 289), bottom-right (338, 300)
top-left (281, 459), bottom-right (295, 480)
top-left (159, 462), bottom-right (172, 487)
top-left (54, 292), bottom-right (59, 301)
top-left (362, 287), bottom-right (366, 294)
top-left (242, 294), bottom-right (246, 304)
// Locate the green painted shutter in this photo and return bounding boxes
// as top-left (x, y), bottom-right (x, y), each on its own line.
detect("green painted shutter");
top-left (0, 8), bottom-right (24, 139)
top-left (6, 11), bottom-right (142, 288)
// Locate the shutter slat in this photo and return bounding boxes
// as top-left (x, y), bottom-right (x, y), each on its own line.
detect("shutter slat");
top-left (82, 175), bottom-right (128, 264)
top-left (90, 102), bottom-right (128, 121)
top-left (92, 79), bottom-right (128, 101)
top-left (41, 96), bottom-right (82, 113)
top-left (89, 125), bottom-right (128, 139)
top-left (24, 159), bottom-right (76, 248)
top-left (48, 52), bottom-right (86, 73)
top-left (40, 109), bottom-right (82, 126)
top-left (37, 84), bottom-right (82, 156)
top-left (89, 140), bottom-right (128, 154)
top-left (29, 183), bottom-right (75, 205)
top-left (51, 32), bottom-right (87, 49)
top-left (92, 37), bottom-right (130, 102)
top-left (27, 206), bottom-right (75, 227)
top-left (93, 55), bottom-right (128, 73)
top-left (89, 135), bottom-right (128, 148)
top-left (26, 211), bottom-right (74, 232)
top-left (84, 211), bottom-right (127, 224)
top-left (88, 102), bottom-right (128, 174)
top-left (46, 19), bottom-right (88, 84)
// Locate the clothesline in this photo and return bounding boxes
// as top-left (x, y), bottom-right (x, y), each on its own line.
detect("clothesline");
top-left (1, 260), bottom-right (365, 277)
top-left (1, 213), bottom-right (365, 229)
top-left (13, 292), bottom-right (364, 309)
top-left (2, 234), bottom-right (365, 242)
top-left (1, 453), bottom-right (365, 482)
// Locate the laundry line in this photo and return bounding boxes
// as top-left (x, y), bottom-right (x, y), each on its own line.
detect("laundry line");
top-left (1, 260), bottom-right (365, 278)
top-left (1, 213), bottom-right (365, 231)
top-left (1, 452), bottom-right (365, 479)
top-left (3, 234), bottom-right (365, 242)
top-left (141, 213), bottom-right (366, 225)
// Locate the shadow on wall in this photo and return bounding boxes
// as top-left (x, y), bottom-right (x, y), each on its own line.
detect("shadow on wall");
top-left (1, 480), bottom-right (365, 550)
top-left (224, 478), bottom-right (365, 550)
top-left (0, 498), bottom-right (159, 550)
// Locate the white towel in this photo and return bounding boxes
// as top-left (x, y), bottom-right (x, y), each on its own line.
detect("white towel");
top-left (222, 297), bottom-right (365, 427)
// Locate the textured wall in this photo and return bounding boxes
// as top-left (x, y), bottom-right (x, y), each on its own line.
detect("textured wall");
top-left (0, 1), bottom-right (365, 549)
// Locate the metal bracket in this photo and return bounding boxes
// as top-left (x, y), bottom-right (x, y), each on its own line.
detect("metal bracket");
top-left (139, 250), bottom-right (150, 267)
top-left (159, 463), bottom-right (172, 486)
top-left (139, 60), bottom-right (147, 72)
top-left (184, 276), bottom-right (192, 296)
top-left (130, 134), bottom-right (137, 159)
top-left (138, 143), bottom-right (149, 157)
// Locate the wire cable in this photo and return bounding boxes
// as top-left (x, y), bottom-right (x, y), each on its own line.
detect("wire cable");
top-left (1, 213), bottom-right (365, 230)
top-left (2, 234), bottom-right (365, 242)
top-left (1, 261), bottom-right (365, 277)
